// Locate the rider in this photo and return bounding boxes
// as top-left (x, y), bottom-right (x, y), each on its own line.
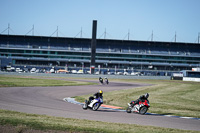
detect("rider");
top-left (99, 77), bottom-right (103, 83)
top-left (104, 77), bottom-right (109, 84)
top-left (130, 93), bottom-right (149, 107)
top-left (88, 90), bottom-right (103, 104)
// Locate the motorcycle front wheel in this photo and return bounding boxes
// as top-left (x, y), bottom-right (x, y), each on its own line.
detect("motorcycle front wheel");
top-left (92, 103), bottom-right (100, 111)
top-left (126, 107), bottom-right (132, 113)
top-left (139, 106), bottom-right (148, 115)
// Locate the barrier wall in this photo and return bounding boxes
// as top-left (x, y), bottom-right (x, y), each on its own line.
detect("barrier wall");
top-left (183, 77), bottom-right (200, 82)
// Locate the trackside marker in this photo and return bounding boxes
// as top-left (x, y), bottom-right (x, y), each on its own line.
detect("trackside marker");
top-left (101, 104), bottom-right (122, 109)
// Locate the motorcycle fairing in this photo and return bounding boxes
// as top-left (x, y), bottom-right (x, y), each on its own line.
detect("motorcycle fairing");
top-left (88, 98), bottom-right (103, 108)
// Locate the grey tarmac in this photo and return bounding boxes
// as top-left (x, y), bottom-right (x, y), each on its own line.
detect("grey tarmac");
top-left (0, 79), bottom-right (199, 131)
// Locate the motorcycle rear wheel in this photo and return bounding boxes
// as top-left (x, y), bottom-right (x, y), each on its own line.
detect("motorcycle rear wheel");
top-left (139, 106), bottom-right (148, 115)
top-left (82, 103), bottom-right (87, 110)
top-left (126, 107), bottom-right (132, 113)
top-left (82, 100), bottom-right (88, 110)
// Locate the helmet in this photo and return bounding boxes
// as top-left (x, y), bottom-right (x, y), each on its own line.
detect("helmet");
top-left (99, 90), bottom-right (103, 94)
top-left (144, 93), bottom-right (149, 99)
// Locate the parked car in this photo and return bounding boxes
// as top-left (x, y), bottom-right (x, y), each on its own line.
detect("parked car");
top-left (16, 68), bottom-right (23, 73)
top-left (71, 70), bottom-right (77, 74)
top-left (95, 71), bottom-right (100, 75)
top-left (124, 72), bottom-right (130, 75)
top-left (116, 72), bottom-right (123, 75)
top-left (131, 72), bottom-right (141, 76)
top-left (50, 68), bottom-right (55, 73)
top-left (107, 72), bottom-right (115, 75)
top-left (30, 68), bottom-right (37, 73)
top-left (57, 69), bottom-right (69, 74)
top-left (77, 70), bottom-right (84, 74)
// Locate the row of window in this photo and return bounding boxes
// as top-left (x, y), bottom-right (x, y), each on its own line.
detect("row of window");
top-left (1, 53), bottom-right (200, 66)
top-left (1, 49), bottom-right (200, 63)
top-left (1, 48), bottom-right (200, 61)
top-left (14, 59), bottom-right (193, 72)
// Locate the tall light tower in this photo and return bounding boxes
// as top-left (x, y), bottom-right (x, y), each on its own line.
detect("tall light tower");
top-left (90, 20), bottom-right (97, 74)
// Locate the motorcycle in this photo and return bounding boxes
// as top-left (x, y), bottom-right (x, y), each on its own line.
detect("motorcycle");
top-left (99, 78), bottom-right (104, 84)
top-left (126, 100), bottom-right (150, 115)
top-left (82, 97), bottom-right (103, 111)
top-left (105, 79), bottom-right (109, 85)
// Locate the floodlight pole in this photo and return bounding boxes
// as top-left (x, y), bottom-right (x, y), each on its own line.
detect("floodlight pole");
top-left (32, 25), bottom-right (34, 36)
top-left (151, 30), bottom-right (153, 41)
top-left (175, 32), bottom-right (177, 42)
top-left (8, 23), bottom-right (10, 35)
top-left (90, 20), bottom-right (97, 74)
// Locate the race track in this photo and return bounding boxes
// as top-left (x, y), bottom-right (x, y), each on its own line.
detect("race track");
top-left (0, 79), bottom-right (199, 131)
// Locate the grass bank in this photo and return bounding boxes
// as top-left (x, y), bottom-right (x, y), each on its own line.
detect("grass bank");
top-left (0, 109), bottom-right (198, 133)
top-left (0, 75), bottom-right (96, 87)
top-left (76, 79), bottom-right (200, 118)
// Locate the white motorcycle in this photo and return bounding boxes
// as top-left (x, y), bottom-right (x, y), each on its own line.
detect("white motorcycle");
top-left (82, 97), bottom-right (103, 111)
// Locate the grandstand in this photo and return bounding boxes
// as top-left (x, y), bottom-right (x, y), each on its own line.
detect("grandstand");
top-left (0, 34), bottom-right (200, 75)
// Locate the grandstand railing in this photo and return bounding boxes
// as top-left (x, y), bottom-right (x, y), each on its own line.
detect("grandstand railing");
top-left (1, 43), bottom-right (200, 56)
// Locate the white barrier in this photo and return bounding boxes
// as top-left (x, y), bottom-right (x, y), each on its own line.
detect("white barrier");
top-left (183, 77), bottom-right (200, 82)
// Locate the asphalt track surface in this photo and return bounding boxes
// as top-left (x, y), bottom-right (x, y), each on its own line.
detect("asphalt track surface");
top-left (0, 79), bottom-right (200, 131)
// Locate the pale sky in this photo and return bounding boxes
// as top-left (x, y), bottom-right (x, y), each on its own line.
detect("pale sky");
top-left (0, 0), bottom-right (200, 43)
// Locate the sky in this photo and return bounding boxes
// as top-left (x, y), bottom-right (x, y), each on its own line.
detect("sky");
top-left (0, 0), bottom-right (200, 43)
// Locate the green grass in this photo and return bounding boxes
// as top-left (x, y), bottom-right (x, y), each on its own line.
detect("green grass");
top-left (0, 75), bottom-right (96, 87)
top-left (0, 109), bottom-right (199, 133)
top-left (0, 75), bottom-right (200, 132)
top-left (76, 79), bottom-right (200, 118)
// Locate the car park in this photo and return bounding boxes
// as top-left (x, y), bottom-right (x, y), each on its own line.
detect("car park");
top-left (71, 70), bottom-right (77, 74)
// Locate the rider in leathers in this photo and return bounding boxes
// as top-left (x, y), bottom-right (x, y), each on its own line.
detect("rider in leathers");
top-left (104, 77), bottom-right (109, 84)
top-left (130, 93), bottom-right (149, 107)
top-left (88, 90), bottom-right (103, 104)
top-left (99, 77), bottom-right (103, 83)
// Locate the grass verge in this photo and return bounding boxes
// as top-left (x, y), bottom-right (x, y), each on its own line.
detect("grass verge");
top-left (76, 79), bottom-right (200, 118)
top-left (0, 75), bottom-right (96, 87)
top-left (0, 109), bottom-right (199, 133)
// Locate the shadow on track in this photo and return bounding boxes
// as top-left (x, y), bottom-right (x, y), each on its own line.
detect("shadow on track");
top-left (84, 109), bottom-right (120, 113)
